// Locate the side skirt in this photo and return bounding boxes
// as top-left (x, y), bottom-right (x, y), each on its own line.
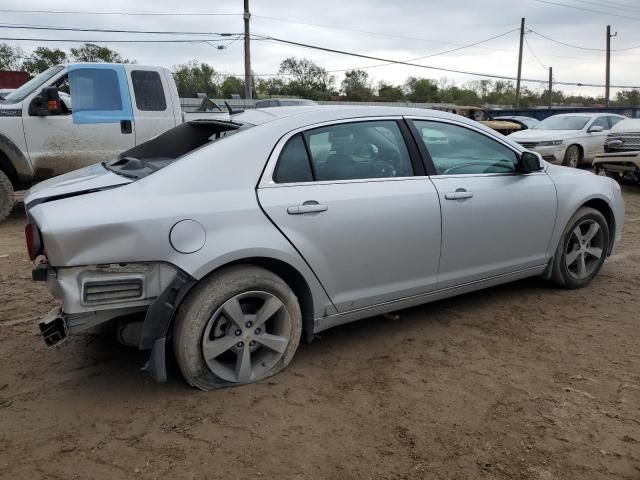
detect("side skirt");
top-left (313, 265), bottom-right (546, 334)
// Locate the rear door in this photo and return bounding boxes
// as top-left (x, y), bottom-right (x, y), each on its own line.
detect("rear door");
top-left (258, 118), bottom-right (442, 313)
top-left (125, 67), bottom-right (178, 145)
top-left (583, 116), bottom-right (610, 160)
top-left (22, 64), bottom-right (136, 177)
top-left (410, 118), bottom-right (557, 288)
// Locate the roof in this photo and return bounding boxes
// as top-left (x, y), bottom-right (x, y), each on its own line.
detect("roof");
top-left (547, 112), bottom-right (623, 117)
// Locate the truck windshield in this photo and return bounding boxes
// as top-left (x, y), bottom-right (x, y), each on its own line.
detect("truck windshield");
top-left (104, 120), bottom-right (253, 180)
top-left (2, 65), bottom-right (65, 103)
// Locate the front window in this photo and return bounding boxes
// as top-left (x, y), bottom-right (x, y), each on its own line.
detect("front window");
top-left (535, 115), bottom-right (590, 131)
top-left (2, 66), bottom-right (64, 103)
top-left (413, 120), bottom-right (517, 175)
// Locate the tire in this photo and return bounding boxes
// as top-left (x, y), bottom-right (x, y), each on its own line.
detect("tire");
top-left (173, 265), bottom-right (302, 391)
top-left (562, 145), bottom-right (581, 168)
top-left (0, 170), bottom-right (14, 223)
top-left (550, 207), bottom-right (609, 289)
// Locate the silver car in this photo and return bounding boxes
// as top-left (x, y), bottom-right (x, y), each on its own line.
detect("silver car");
top-left (25, 106), bottom-right (625, 390)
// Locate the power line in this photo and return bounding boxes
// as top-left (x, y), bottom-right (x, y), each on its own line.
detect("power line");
top-left (253, 14), bottom-right (518, 54)
top-left (0, 36), bottom-right (241, 44)
top-left (529, 28), bottom-right (640, 51)
top-left (568, 0), bottom-right (640, 13)
top-left (524, 35), bottom-right (548, 71)
top-left (530, 0), bottom-right (640, 21)
top-left (253, 33), bottom-right (640, 88)
top-left (0, 22), bottom-right (238, 37)
top-left (0, 8), bottom-right (239, 16)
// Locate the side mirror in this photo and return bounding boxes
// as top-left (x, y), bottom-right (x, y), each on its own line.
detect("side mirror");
top-left (588, 125), bottom-right (604, 133)
top-left (28, 87), bottom-right (62, 117)
top-left (519, 151), bottom-right (544, 173)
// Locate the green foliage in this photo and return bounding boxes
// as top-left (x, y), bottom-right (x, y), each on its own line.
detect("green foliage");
top-left (404, 77), bottom-right (439, 103)
top-left (614, 89), bottom-right (640, 107)
top-left (220, 76), bottom-right (243, 98)
top-left (22, 47), bottom-right (68, 75)
top-left (278, 57), bottom-right (335, 100)
top-left (256, 77), bottom-right (287, 97)
top-left (172, 60), bottom-right (219, 98)
top-left (0, 43), bottom-right (23, 71)
top-left (341, 69), bottom-right (373, 101)
top-left (69, 43), bottom-right (131, 63)
top-left (377, 82), bottom-right (404, 102)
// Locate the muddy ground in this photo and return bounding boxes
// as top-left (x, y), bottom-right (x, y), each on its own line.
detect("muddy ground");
top-left (0, 189), bottom-right (639, 480)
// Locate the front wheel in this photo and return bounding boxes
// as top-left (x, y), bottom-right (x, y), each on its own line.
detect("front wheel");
top-left (550, 207), bottom-right (609, 289)
top-left (0, 170), bottom-right (14, 222)
top-left (563, 145), bottom-right (581, 168)
top-left (173, 265), bottom-right (302, 390)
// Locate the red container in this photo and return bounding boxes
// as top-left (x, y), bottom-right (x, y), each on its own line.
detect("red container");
top-left (0, 70), bottom-right (29, 89)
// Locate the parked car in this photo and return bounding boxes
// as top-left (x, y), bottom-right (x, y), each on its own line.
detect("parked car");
top-left (0, 63), bottom-right (224, 222)
top-left (25, 106), bottom-right (624, 390)
top-left (431, 105), bottom-right (523, 135)
top-left (508, 113), bottom-right (626, 168)
top-left (255, 98), bottom-right (318, 108)
top-left (491, 115), bottom-right (540, 130)
top-left (593, 118), bottom-right (640, 184)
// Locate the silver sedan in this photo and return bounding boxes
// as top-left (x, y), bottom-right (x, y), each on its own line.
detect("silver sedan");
top-left (25, 106), bottom-right (625, 390)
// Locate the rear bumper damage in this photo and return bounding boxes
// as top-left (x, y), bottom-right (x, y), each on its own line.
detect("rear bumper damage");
top-left (34, 261), bottom-right (196, 382)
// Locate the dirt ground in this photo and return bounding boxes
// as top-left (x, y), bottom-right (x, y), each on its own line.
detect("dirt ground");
top-left (0, 189), bottom-right (639, 480)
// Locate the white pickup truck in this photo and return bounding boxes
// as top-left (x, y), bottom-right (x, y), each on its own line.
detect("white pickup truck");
top-left (0, 63), bottom-right (225, 221)
top-left (593, 118), bottom-right (640, 185)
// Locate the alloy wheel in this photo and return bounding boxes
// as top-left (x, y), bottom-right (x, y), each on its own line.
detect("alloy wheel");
top-left (567, 147), bottom-right (579, 168)
top-left (565, 219), bottom-right (605, 280)
top-left (201, 291), bottom-right (291, 383)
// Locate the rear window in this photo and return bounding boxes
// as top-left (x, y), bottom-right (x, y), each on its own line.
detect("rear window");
top-left (105, 120), bottom-right (253, 179)
top-left (131, 70), bottom-right (167, 111)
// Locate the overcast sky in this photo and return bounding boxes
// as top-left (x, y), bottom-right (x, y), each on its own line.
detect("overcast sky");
top-left (2, 0), bottom-right (639, 97)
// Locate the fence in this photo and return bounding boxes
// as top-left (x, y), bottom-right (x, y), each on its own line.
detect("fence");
top-left (180, 98), bottom-right (640, 119)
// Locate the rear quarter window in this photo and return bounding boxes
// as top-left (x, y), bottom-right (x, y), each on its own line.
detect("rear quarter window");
top-left (131, 70), bottom-right (167, 111)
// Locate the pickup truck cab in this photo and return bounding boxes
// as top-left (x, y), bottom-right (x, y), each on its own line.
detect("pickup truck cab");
top-left (0, 63), bottom-right (217, 221)
top-left (594, 118), bottom-right (640, 185)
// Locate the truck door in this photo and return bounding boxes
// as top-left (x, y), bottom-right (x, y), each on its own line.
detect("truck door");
top-left (125, 67), bottom-right (178, 145)
top-left (22, 64), bottom-right (136, 179)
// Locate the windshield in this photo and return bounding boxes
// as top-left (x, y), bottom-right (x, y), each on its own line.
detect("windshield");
top-left (2, 65), bottom-right (64, 103)
top-left (534, 115), bottom-right (590, 131)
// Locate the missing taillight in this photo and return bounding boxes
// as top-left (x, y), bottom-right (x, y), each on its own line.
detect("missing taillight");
top-left (25, 224), bottom-right (42, 260)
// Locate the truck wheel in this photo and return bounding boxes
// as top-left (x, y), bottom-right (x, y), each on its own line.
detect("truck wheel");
top-left (173, 265), bottom-right (302, 391)
top-left (563, 145), bottom-right (581, 168)
top-left (0, 170), bottom-right (14, 222)
top-left (550, 207), bottom-right (609, 289)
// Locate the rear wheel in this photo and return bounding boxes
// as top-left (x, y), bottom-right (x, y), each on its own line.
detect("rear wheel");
top-left (173, 265), bottom-right (302, 390)
top-left (0, 170), bottom-right (14, 222)
top-left (563, 145), bottom-right (581, 168)
top-left (550, 207), bottom-right (609, 289)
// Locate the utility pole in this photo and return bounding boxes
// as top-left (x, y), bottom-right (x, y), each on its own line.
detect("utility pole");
top-left (605, 25), bottom-right (616, 107)
top-left (243, 0), bottom-right (252, 100)
top-left (548, 67), bottom-right (553, 110)
top-left (515, 17), bottom-right (525, 110)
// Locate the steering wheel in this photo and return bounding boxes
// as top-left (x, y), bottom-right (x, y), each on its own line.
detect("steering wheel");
top-left (373, 160), bottom-right (397, 177)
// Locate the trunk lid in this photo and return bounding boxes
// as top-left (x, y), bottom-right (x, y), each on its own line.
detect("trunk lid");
top-left (25, 162), bottom-right (131, 208)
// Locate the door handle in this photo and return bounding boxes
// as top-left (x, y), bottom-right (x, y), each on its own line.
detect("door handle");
top-left (287, 201), bottom-right (328, 215)
top-left (444, 189), bottom-right (473, 200)
top-left (120, 120), bottom-right (132, 134)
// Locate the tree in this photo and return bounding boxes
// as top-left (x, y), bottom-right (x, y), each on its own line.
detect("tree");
top-left (70, 43), bottom-right (132, 63)
top-left (256, 77), bottom-right (287, 97)
top-left (614, 89), bottom-right (640, 107)
top-left (404, 77), bottom-right (439, 103)
top-left (341, 69), bottom-right (372, 101)
top-left (377, 82), bottom-right (404, 102)
top-left (172, 60), bottom-right (219, 98)
top-left (278, 57), bottom-right (334, 100)
top-left (220, 76), bottom-right (243, 98)
top-left (0, 43), bottom-right (23, 71)
top-left (22, 47), bottom-right (67, 75)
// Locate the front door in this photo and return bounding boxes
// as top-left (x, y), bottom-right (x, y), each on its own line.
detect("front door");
top-left (258, 119), bottom-right (442, 312)
top-left (410, 119), bottom-right (557, 289)
top-left (22, 64), bottom-right (135, 179)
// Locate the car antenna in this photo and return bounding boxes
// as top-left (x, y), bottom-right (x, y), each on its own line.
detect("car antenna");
top-left (224, 101), bottom-right (244, 115)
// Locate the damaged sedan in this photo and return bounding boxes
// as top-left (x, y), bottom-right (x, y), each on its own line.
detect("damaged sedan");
top-left (25, 106), bottom-right (625, 390)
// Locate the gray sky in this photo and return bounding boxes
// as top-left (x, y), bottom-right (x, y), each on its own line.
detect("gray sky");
top-left (2, 0), bottom-right (640, 97)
